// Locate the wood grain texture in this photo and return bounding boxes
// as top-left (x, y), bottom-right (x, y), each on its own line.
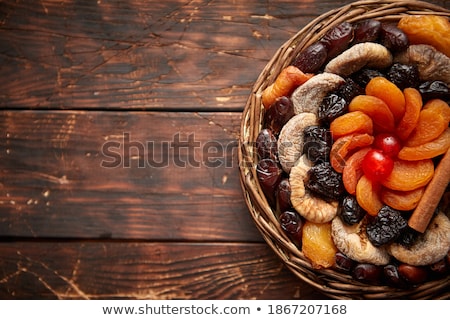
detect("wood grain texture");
top-left (0, 0), bottom-right (364, 111)
top-left (0, 242), bottom-right (328, 299)
top-left (0, 110), bottom-right (262, 241)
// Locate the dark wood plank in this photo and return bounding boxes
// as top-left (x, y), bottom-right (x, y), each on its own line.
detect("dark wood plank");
top-left (0, 0), bottom-right (362, 111)
top-left (0, 110), bottom-right (262, 241)
top-left (0, 242), bottom-right (328, 299)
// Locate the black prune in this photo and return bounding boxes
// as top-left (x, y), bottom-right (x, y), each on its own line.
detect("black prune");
top-left (338, 195), bottom-right (366, 225)
top-left (318, 93), bottom-right (348, 126)
top-left (306, 162), bottom-right (345, 200)
top-left (320, 21), bottom-right (354, 59)
top-left (352, 19), bottom-right (381, 44)
top-left (383, 264), bottom-right (407, 288)
top-left (279, 210), bottom-right (303, 245)
top-left (292, 41), bottom-right (328, 73)
top-left (387, 63), bottom-right (420, 90)
top-left (302, 125), bottom-right (333, 163)
top-left (379, 23), bottom-right (409, 52)
top-left (366, 206), bottom-right (408, 247)
top-left (335, 78), bottom-right (364, 103)
top-left (276, 178), bottom-right (292, 213)
top-left (419, 80), bottom-right (450, 102)
top-left (352, 68), bottom-right (385, 87)
top-left (256, 158), bottom-right (282, 207)
top-left (395, 225), bottom-right (419, 248)
top-left (263, 96), bottom-right (295, 136)
top-left (256, 128), bottom-right (278, 160)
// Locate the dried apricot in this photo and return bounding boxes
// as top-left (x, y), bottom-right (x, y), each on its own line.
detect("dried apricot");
top-left (406, 108), bottom-right (448, 147)
top-left (348, 95), bottom-right (395, 133)
top-left (398, 15), bottom-right (450, 57)
top-left (262, 66), bottom-right (313, 109)
top-left (381, 159), bottom-right (434, 191)
top-left (398, 128), bottom-right (450, 161)
top-left (381, 187), bottom-right (425, 211)
top-left (330, 134), bottom-right (374, 173)
top-left (343, 147), bottom-right (371, 195)
top-left (365, 77), bottom-right (405, 123)
top-left (396, 88), bottom-right (422, 141)
top-left (422, 99), bottom-right (450, 122)
top-left (356, 175), bottom-right (383, 216)
top-left (330, 111), bottom-right (373, 140)
top-left (302, 221), bottom-right (337, 269)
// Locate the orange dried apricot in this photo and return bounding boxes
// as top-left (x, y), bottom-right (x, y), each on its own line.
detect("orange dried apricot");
top-left (398, 128), bottom-right (450, 161)
top-left (348, 95), bottom-right (395, 133)
top-left (356, 175), bottom-right (383, 216)
top-left (422, 99), bottom-right (450, 122)
top-left (302, 221), bottom-right (337, 269)
top-left (262, 66), bottom-right (313, 108)
top-left (381, 159), bottom-right (434, 191)
top-left (365, 77), bottom-right (405, 123)
top-left (406, 108), bottom-right (448, 147)
top-left (398, 15), bottom-right (450, 57)
top-left (343, 147), bottom-right (371, 195)
top-left (330, 134), bottom-right (374, 173)
top-left (396, 88), bottom-right (422, 141)
top-left (381, 187), bottom-right (425, 211)
top-left (329, 111), bottom-right (373, 140)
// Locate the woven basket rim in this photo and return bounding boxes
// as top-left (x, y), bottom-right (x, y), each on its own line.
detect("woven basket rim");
top-left (238, 0), bottom-right (450, 299)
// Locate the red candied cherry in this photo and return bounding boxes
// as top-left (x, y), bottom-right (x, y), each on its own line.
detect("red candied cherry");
top-left (362, 149), bottom-right (394, 181)
top-left (373, 133), bottom-right (402, 158)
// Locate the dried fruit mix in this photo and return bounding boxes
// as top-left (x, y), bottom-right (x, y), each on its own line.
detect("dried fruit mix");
top-left (256, 15), bottom-right (450, 286)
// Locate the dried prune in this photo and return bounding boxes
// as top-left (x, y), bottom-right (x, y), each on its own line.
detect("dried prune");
top-left (366, 206), bottom-right (408, 247)
top-left (352, 19), bottom-right (381, 44)
top-left (419, 80), bottom-right (450, 102)
top-left (292, 41), bottom-right (328, 73)
top-left (352, 68), bottom-right (385, 87)
top-left (383, 264), bottom-right (407, 288)
top-left (256, 128), bottom-right (278, 160)
top-left (279, 210), bottom-right (303, 245)
top-left (256, 158), bottom-right (282, 207)
top-left (395, 225), bottom-right (419, 248)
top-left (302, 125), bottom-right (333, 163)
top-left (306, 162), bottom-right (345, 200)
top-left (336, 78), bottom-right (364, 102)
top-left (387, 63), bottom-right (420, 90)
top-left (320, 21), bottom-right (354, 59)
top-left (338, 195), bottom-right (366, 225)
top-left (276, 178), bottom-right (292, 213)
top-left (379, 23), bottom-right (409, 52)
top-left (318, 94), bottom-right (348, 126)
top-left (263, 96), bottom-right (295, 136)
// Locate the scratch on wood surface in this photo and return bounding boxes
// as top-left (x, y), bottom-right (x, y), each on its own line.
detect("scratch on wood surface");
top-left (193, 112), bottom-right (239, 138)
top-left (16, 251), bottom-right (90, 299)
top-left (32, 172), bottom-right (70, 185)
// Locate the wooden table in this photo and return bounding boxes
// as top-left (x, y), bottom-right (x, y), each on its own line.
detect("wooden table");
top-left (0, 0), bottom-right (447, 300)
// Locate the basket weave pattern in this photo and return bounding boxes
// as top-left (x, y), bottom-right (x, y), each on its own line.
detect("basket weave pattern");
top-left (239, 0), bottom-right (450, 299)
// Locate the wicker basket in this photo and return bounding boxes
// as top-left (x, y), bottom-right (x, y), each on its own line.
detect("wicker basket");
top-left (239, 0), bottom-right (450, 299)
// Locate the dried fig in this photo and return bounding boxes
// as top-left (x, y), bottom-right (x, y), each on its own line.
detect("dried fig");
top-left (291, 73), bottom-right (345, 115)
top-left (278, 113), bottom-right (318, 173)
top-left (394, 44), bottom-right (450, 85)
top-left (325, 42), bottom-right (393, 77)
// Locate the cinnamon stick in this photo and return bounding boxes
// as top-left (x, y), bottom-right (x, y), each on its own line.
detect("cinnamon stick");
top-left (408, 148), bottom-right (450, 233)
